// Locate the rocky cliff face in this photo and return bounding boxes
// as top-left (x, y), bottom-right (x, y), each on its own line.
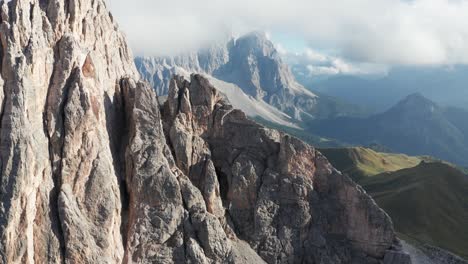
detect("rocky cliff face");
top-left (0, 0), bottom-right (410, 263)
top-left (214, 32), bottom-right (321, 120)
top-left (0, 0), bottom-right (137, 262)
top-left (161, 74), bottom-right (411, 264)
top-left (136, 32), bottom-right (365, 122)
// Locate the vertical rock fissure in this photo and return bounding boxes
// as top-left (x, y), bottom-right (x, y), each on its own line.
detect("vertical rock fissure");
top-left (214, 167), bottom-right (229, 204)
top-left (0, 85), bottom-right (7, 140)
top-left (0, 40), bottom-right (7, 137)
top-left (43, 66), bottom-right (82, 261)
top-left (118, 78), bottom-right (139, 260)
top-left (114, 83), bottom-right (130, 250)
top-left (42, 127), bottom-right (67, 263)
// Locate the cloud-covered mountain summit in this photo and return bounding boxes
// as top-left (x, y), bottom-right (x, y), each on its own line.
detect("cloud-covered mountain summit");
top-left (136, 32), bottom-right (364, 124)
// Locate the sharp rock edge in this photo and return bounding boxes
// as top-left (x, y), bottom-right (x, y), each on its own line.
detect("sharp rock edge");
top-left (0, 0), bottom-right (411, 263)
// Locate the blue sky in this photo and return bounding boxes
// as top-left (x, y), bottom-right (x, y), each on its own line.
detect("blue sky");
top-left (269, 32), bottom-right (308, 54)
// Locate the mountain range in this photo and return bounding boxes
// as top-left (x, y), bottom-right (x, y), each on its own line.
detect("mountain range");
top-left (308, 93), bottom-right (468, 166)
top-left (0, 0), bottom-right (412, 263)
top-left (136, 35), bottom-right (468, 168)
top-left (134, 25), bottom-right (468, 262)
top-left (294, 65), bottom-right (468, 113)
top-left (136, 32), bottom-right (367, 125)
top-left (1, 0), bottom-right (464, 262)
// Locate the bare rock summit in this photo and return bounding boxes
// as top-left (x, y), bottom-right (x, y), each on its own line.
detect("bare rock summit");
top-left (0, 0), bottom-right (411, 263)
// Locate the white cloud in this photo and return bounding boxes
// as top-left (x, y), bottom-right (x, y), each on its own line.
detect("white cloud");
top-left (275, 44), bottom-right (288, 55)
top-left (288, 49), bottom-right (389, 76)
top-left (306, 65), bottom-right (340, 75)
top-left (304, 49), bottom-right (328, 63)
top-left (108, 0), bottom-right (468, 65)
top-left (283, 47), bottom-right (389, 76)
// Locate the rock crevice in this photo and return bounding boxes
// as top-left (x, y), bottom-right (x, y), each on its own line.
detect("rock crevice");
top-left (161, 74), bottom-right (407, 263)
top-left (0, 0), bottom-right (411, 263)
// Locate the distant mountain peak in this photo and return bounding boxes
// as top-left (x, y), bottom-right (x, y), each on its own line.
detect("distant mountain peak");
top-left (232, 31), bottom-right (286, 61)
top-left (402, 93), bottom-right (434, 104)
top-left (238, 30), bottom-right (270, 41)
top-left (136, 31), bottom-right (341, 122)
top-left (390, 93), bottom-right (439, 115)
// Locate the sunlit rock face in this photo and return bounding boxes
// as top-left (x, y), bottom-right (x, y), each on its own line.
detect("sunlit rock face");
top-left (0, 0), bottom-right (137, 262)
top-left (0, 0), bottom-right (409, 263)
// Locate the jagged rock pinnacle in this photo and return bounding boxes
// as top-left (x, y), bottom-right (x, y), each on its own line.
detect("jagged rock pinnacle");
top-left (0, 1), bottom-right (411, 263)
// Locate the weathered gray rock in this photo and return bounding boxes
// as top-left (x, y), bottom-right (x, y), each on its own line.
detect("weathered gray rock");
top-left (0, 0), bottom-right (136, 262)
top-left (163, 74), bottom-right (410, 263)
top-left (0, 0), bottom-right (411, 263)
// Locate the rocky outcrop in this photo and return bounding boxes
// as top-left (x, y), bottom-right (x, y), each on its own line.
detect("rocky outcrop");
top-left (161, 74), bottom-right (409, 263)
top-left (0, 0), bottom-right (410, 263)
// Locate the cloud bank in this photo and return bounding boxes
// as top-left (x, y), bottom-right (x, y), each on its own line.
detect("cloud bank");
top-left (283, 48), bottom-right (389, 77)
top-left (108, 0), bottom-right (468, 65)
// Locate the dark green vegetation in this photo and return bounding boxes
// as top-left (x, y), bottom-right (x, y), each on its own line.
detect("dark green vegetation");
top-left (319, 147), bottom-right (468, 260)
top-left (308, 93), bottom-right (468, 166)
top-left (361, 162), bottom-right (468, 259)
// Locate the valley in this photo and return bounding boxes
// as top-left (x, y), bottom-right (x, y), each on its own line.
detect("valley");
top-left (319, 147), bottom-right (468, 261)
top-left (0, 0), bottom-right (465, 262)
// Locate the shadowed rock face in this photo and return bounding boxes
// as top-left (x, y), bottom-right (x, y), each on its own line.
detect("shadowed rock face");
top-left (161, 74), bottom-right (407, 264)
top-left (0, 0), bottom-right (409, 263)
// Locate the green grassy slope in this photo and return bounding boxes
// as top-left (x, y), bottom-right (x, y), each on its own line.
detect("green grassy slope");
top-left (360, 162), bottom-right (468, 259)
top-left (319, 147), bottom-right (423, 180)
top-left (319, 147), bottom-right (468, 259)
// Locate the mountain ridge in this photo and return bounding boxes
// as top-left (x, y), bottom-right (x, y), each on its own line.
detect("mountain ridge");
top-left (0, 0), bottom-right (410, 263)
top-left (295, 66), bottom-right (468, 112)
top-left (362, 162), bottom-right (468, 260)
top-left (308, 93), bottom-right (468, 166)
top-left (319, 147), bottom-right (468, 262)
top-left (135, 32), bottom-right (367, 124)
